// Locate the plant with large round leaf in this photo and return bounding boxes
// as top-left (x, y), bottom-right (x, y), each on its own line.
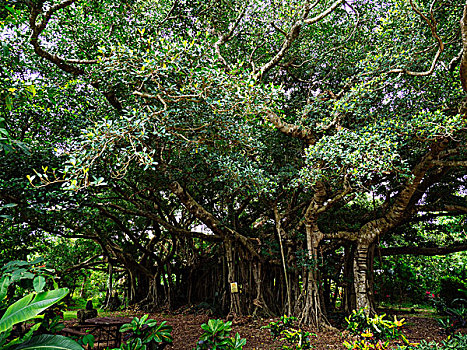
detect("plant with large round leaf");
top-left (0, 287), bottom-right (83, 349)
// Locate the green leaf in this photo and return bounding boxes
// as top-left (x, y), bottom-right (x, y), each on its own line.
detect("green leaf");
top-left (0, 276), bottom-right (10, 302)
top-left (6, 323), bottom-right (41, 347)
top-left (33, 276), bottom-right (46, 293)
top-left (5, 94), bottom-right (12, 111)
top-left (29, 257), bottom-right (45, 265)
top-left (11, 334), bottom-right (83, 350)
top-left (11, 270), bottom-right (34, 283)
top-left (25, 85), bottom-right (36, 97)
top-left (3, 260), bottom-right (29, 270)
top-left (0, 288), bottom-right (69, 332)
top-left (1, 203), bottom-right (17, 209)
top-left (5, 5), bottom-right (16, 15)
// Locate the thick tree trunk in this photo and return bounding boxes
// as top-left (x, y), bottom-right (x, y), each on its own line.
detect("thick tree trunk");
top-left (353, 243), bottom-right (375, 314)
top-left (79, 274), bottom-right (87, 298)
top-left (343, 244), bottom-right (356, 313)
top-left (252, 261), bottom-right (273, 317)
top-left (225, 240), bottom-right (242, 316)
top-left (103, 263), bottom-right (113, 309)
top-left (299, 224), bottom-right (328, 329)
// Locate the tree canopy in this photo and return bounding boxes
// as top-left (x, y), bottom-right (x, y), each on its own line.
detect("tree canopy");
top-left (0, 0), bottom-right (466, 329)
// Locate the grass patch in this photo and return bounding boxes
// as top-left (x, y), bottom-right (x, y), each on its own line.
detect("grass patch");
top-left (63, 311), bottom-right (77, 320)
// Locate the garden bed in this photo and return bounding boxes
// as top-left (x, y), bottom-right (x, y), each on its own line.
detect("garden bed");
top-left (67, 310), bottom-right (466, 350)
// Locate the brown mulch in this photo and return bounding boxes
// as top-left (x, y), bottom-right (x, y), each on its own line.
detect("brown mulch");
top-left (150, 310), bottom-right (458, 350)
top-left (66, 310), bottom-right (466, 349)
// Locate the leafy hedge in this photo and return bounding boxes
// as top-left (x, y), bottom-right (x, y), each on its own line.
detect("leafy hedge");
top-left (395, 334), bottom-right (467, 350)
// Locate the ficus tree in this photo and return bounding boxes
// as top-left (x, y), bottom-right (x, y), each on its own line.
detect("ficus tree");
top-left (1, 0), bottom-right (466, 330)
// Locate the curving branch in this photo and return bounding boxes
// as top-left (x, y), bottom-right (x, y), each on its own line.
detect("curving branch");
top-left (28, 0), bottom-right (92, 75)
top-left (214, 6), bottom-right (247, 70)
top-left (303, 0), bottom-right (345, 25)
top-left (58, 254), bottom-right (102, 275)
top-left (431, 160), bottom-right (467, 167)
top-left (157, 0), bottom-right (179, 27)
top-left (253, 0), bottom-right (344, 80)
top-left (387, 0), bottom-right (444, 77)
top-left (168, 181), bottom-right (261, 259)
top-left (27, 0), bottom-right (121, 110)
top-left (354, 139), bottom-right (449, 245)
top-left (265, 111), bottom-right (315, 144)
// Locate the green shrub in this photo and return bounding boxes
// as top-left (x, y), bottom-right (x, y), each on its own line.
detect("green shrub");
top-left (394, 333), bottom-right (467, 350)
top-left (439, 276), bottom-right (467, 308)
top-left (263, 315), bottom-right (316, 349)
top-left (436, 305), bottom-right (467, 335)
top-left (0, 258), bottom-right (82, 350)
top-left (343, 308), bottom-right (412, 350)
top-left (343, 339), bottom-right (390, 350)
top-left (114, 314), bottom-right (173, 350)
top-left (345, 308), bottom-right (406, 343)
top-left (194, 319), bottom-right (246, 350)
top-left (264, 315), bottom-right (297, 338)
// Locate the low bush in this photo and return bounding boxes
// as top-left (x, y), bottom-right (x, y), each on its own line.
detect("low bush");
top-left (436, 305), bottom-right (467, 335)
top-left (194, 319), bottom-right (246, 350)
top-left (439, 277), bottom-right (467, 308)
top-left (343, 308), bottom-right (410, 350)
top-left (394, 333), bottom-right (467, 350)
top-left (345, 308), bottom-right (406, 342)
top-left (263, 315), bottom-right (316, 349)
top-left (112, 314), bottom-right (173, 350)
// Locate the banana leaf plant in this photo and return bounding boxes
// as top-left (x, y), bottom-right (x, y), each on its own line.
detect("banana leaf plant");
top-left (0, 288), bottom-right (83, 349)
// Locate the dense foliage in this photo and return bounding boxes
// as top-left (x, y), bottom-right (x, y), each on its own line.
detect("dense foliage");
top-left (0, 0), bottom-right (466, 332)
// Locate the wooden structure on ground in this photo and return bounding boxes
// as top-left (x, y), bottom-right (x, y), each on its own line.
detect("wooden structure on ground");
top-left (61, 317), bottom-right (131, 349)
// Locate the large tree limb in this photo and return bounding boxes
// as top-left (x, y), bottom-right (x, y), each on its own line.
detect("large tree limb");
top-left (266, 111), bottom-right (315, 144)
top-left (102, 202), bottom-right (222, 242)
top-left (356, 140), bottom-right (448, 244)
top-left (58, 254), bottom-right (102, 275)
top-left (460, 3), bottom-right (467, 91)
top-left (168, 181), bottom-right (260, 259)
top-left (303, 0), bottom-right (345, 25)
top-left (27, 1), bottom-right (121, 110)
top-left (214, 6), bottom-right (247, 70)
top-left (253, 0), bottom-right (344, 80)
top-left (431, 160), bottom-right (467, 167)
top-left (387, 0), bottom-right (444, 77)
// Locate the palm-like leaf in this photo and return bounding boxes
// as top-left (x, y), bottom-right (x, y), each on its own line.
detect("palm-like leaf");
top-left (10, 334), bottom-right (83, 350)
top-left (0, 288), bottom-right (69, 332)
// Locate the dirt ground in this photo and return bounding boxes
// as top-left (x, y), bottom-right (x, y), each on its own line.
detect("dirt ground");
top-left (66, 308), bottom-right (465, 349)
top-left (151, 309), bottom-right (462, 350)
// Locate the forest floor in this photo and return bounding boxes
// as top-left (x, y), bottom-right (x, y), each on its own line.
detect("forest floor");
top-left (155, 308), bottom-right (457, 350)
top-left (65, 307), bottom-right (466, 349)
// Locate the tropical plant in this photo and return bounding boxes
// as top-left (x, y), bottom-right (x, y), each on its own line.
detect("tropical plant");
top-left (0, 288), bottom-right (82, 349)
top-left (263, 315), bottom-right (315, 349)
top-left (394, 333), bottom-right (467, 350)
top-left (280, 328), bottom-right (315, 350)
top-left (77, 334), bottom-right (95, 350)
top-left (345, 308), bottom-right (406, 344)
top-left (0, 257), bottom-right (83, 349)
top-left (343, 339), bottom-right (389, 350)
top-left (437, 305), bottom-right (467, 335)
top-left (0, 257), bottom-right (56, 309)
top-left (194, 319), bottom-right (246, 350)
top-left (115, 314), bottom-right (172, 350)
top-left (263, 315), bottom-right (298, 338)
